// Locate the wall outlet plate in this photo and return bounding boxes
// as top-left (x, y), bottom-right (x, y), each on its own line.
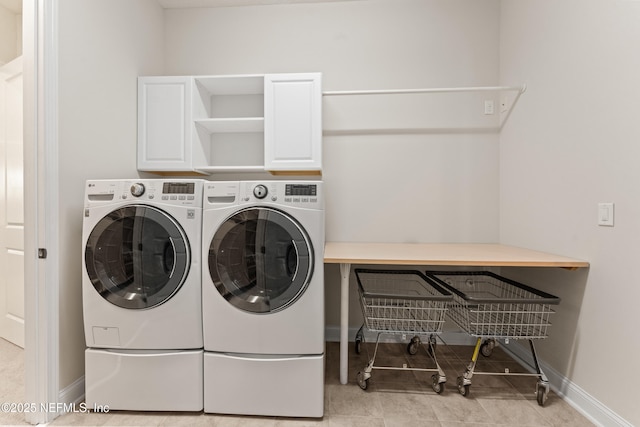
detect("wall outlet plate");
top-left (484, 100), bottom-right (494, 115)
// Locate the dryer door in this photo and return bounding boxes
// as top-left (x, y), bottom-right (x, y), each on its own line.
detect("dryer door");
top-left (208, 207), bottom-right (313, 314)
top-left (85, 205), bottom-right (190, 309)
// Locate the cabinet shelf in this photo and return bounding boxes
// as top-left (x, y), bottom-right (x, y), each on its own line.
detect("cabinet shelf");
top-left (322, 84), bottom-right (526, 132)
top-left (322, 85), bottom-right (526, 97)
top-left (195, 165), bottom-right (266, 173)
top-left (194, 75), bottom-right (264, 95)
top-left (195, 117), bottom-right (264, 133)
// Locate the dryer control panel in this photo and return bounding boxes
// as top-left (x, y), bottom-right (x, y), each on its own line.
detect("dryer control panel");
top-left (240, 181), bottom-right (323, 209)
top-left (203, 181), bottom-right (323, 209)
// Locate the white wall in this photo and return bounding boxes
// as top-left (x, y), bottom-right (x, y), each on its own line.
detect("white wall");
top-left (53, 1), bottom-right (637, 424)
top-left (500, 0), bottom-right (640, 425)
top-left (163, 0), bottom-right (502, 327)
top-left (0, 4), bottom-right (20, 65)
top-left (57, 0), bottom-right (164, 390)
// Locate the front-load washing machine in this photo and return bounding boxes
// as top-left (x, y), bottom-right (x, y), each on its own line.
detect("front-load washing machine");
top-left (202, 181), bottom-right (324, 417)
top-left (82, 179), bottom-right (204, 411)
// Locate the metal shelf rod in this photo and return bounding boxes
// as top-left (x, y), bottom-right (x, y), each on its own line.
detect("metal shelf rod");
top-left (323, 84), bottom-right (526, 97)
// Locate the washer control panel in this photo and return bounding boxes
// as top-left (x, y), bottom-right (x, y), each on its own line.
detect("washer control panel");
top-left (85, 180), bottom-right (203, 208)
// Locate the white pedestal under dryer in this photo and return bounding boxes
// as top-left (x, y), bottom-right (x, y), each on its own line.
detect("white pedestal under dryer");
top-left (202, 181), bottom-right (325, 417)
top-left (82, 179), bottom-right (204, 411)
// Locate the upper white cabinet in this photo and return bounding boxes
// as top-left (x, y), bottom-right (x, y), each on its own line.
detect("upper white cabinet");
top-left (137, 73), bottom-right (322, 174)
top-left (137, 76), bottom-right (192, 172)
top-left (264, 73), bottom-right (322, 173)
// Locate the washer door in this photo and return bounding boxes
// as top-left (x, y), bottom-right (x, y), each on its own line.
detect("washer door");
top-left (85, 205), bottom-right (190, 309)
top-left (208, 207), bottom-right (313, 314)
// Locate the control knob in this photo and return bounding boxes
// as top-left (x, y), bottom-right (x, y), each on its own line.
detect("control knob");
top-left (253, 184), bottom-right (268, 199)
top-left (130, 183), bottom-right (146, 197)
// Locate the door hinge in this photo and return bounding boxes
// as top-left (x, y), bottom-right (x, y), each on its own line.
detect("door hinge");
top-left (38, 248), bottom-right (47, 259)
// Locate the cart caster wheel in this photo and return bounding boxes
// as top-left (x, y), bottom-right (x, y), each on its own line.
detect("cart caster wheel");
top-left (536, 382), bottom-right (549, 406)
top-left (407, 337), bottom-right (420, 355)
top-left (431, 375), bottom-right (445, 394)
top-left (357, 372), bottom-right (369, 390)
top-left (427, 335), bottom-right (437, 356)
top-left (355, 339), bottom-right (362, 355)
top-left (480, 339), bottom-right (495, 357)
top-left (457, 377), bottom-right (471, 397)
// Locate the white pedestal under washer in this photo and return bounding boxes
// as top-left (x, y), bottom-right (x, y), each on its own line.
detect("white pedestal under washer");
top-left (201, 181), bottom-right (324, 417)
top-left (82, 179), bottom-right (204, 411)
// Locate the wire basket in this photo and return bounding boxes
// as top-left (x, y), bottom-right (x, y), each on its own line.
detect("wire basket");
top-left (355, 269), bottom-right (452, 335)
top-left (425, 271), bottom-right (560, 339)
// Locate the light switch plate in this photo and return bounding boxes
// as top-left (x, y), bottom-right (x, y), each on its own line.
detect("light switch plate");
top-left (598, 203), bottom-right (614, 226)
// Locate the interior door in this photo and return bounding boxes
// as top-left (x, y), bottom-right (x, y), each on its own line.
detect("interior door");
top-left (208, 207), bottom-right (313, 314)
top-left (0, 57), bottom-right (25, 348)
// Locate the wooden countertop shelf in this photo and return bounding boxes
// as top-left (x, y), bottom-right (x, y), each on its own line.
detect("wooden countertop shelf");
top-left (324, 242), bottom-right (589, 269)
top-left (326, 241), bottom-right (588, 385)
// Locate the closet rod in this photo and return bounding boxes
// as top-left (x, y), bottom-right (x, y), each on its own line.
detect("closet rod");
top-left (323, 84), bottom-right (526, 96)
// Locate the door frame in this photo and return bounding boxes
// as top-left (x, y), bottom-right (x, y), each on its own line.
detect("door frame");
top-left (23, 0), bottom-right (59, 424)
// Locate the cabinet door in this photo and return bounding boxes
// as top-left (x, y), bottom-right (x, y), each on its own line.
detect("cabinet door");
top-left (264, 73), bottom-right (322, 173)
top-left (138, 76), bottom-right (192, 171)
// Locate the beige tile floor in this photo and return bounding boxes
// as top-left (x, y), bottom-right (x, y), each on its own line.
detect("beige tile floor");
top-left (0, 338), bottom-right (26, 426)
top-left (1, 339), bottom-right (594, 426)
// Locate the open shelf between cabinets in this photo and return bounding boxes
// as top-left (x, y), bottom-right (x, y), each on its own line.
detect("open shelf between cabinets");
top-left (194, 117), bottom-right (264, 133)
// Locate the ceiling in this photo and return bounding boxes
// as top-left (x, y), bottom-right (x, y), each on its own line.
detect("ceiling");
top-left (157, 0), bottom-right (364, 8)
top-left (0, 0), bottom-right (359, 13)
top-left (0, 0), bottom-right (21, 14)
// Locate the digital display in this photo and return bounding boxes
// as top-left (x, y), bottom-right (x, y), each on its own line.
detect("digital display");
top-left (285, 184), bottom-right (317, 196)
top-left (163, 182), bottom-right (195, 194)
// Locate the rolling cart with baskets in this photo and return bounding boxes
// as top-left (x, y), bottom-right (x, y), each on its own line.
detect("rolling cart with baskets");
top-left (353, 269), bottom-right (452, 393)
top-left (425, 271), bottom-right (560, 406)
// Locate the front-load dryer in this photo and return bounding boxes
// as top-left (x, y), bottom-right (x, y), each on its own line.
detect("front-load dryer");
top-left (202, 181), bottom-right (324, 417)
top-left (82, 179), bottom-right (204, 411)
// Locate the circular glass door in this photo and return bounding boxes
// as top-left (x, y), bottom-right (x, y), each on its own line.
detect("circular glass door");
top-left (85, 205), bottom-right (190, 309)
top-left (208, 207), bottom-right (313, 314)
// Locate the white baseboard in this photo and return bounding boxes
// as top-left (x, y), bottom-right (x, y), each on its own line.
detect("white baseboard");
top-left (478, 340), bottom-right (632, 427)
top-left (325, 326), bottom-right (476, 346)
top-left (326, 327), bottom-right (631, 427)
top-left (58, 375), bottom-right (85, 406)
